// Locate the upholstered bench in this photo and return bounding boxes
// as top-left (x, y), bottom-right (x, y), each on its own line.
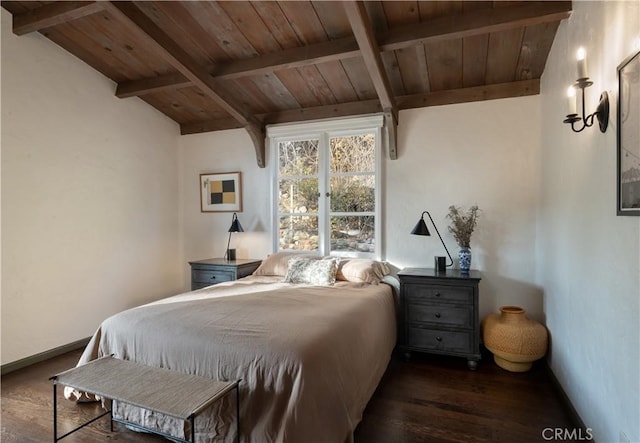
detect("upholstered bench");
top-left (51, 356), bottom-right (239, 443)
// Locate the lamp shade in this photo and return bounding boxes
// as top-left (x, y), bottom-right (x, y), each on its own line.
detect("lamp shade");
top-left (228, 213), bottom-right (244, 233)
top-left (410, 216), bottom-right (430, 236)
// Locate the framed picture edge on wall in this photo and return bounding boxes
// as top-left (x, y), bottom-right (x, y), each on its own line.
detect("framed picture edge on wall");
top-left (617, 49), bottom-right (640, 216)
top-left (200, 171), bottom-right (243, 213)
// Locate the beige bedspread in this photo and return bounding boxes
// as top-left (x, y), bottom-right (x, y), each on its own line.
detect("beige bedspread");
top-left (67, 275), bottom-right (397, 443)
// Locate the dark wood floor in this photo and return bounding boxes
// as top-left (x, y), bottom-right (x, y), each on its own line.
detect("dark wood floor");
top-left (1, 349), bottom-right (577, 443)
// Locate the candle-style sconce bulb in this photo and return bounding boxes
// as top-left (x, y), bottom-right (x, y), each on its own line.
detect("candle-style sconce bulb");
top-left (562, 46), bottom-right (608, 133)
top-left (576, 47), bottom-right (588, 79)
top-left (566, 85), bottom-right (577, 116)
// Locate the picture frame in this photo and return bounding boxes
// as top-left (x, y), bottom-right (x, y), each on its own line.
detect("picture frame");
top-left (200, 172), bottom-right (242, 213)
top-left (617, 50), bottom-right (640, 216)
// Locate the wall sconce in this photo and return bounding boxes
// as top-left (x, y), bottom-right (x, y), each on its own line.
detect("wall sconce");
top-left (410, 211), bottom-right (453, 273)
top-left (224, 212), bottom-right (244, 261)
top-left (563, 47), bottom-right (609, 133)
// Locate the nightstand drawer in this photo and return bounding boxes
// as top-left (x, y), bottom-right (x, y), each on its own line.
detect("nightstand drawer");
top-left (405, 284), bottom-right (473, 304)
top-left (406, 303), bottom-right (473, 329)
top-left (189, 259), bottom-right (262, 291)
top-left (192, 269), bottom-right (234, 285)
top-left (407, 327), bottom-right (472, 354)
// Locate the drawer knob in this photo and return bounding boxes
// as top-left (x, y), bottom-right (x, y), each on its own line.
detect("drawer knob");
top-left (435, 312), bottom-right (441, 319)
top-left (436, 336), bottom-right (443, 342)
top-left (210, 275), bottom-right (216, 280)
top-left (435, 292), bottom-right (441, 297)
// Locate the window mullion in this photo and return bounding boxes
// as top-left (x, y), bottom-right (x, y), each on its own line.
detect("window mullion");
top-left (318, 131), bottom-right (330, 256)
top-left (271, 136), bottom-right (279, 253)
top-left (375, 125), bottom-right (382, 259)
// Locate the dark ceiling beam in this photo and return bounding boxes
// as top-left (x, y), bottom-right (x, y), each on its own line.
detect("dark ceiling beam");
top-left (343, 1), bottom-right (398, 160)
top-left (262, 99), bottom-right (381, 126)
top-left (396, 79), bottom-right (540, 109)
top-left (10, 1), bottom-right (105, 36)
top-left (181, 100), bottom-right (382, 135)
top-left (215, 37), bottom-right (360, 81)
top-left (114, 1), bottom-right (571, 99)
top-left (181, 80), bottom-right (539, 136)
top-left (378, 1), bottom-right (572, 52)
top-left (343, 1), bottom-right (395, 114)
top-left (181, 118), bottom-right (244, 135)
top-left (116, 37), bottom-right (360, 98)
top-left (116, 73), bottom-right (192, 99)
top-left (103, 1), bottom-right (266, 168)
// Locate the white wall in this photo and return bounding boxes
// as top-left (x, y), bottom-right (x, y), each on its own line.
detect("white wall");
top-left (539, 2), bottom-right (640, 442)
top-left (178, 130), bottom-right (271, 289)
top-left (387, 98), bottom-right (542, 321)
top-left (179, 96), bottom-right (543, 322)
top-left (1, 9), bottom-right (183, 365)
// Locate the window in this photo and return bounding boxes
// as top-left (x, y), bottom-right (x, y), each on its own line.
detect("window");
top-left (268, 115), bottom-right (383, 258)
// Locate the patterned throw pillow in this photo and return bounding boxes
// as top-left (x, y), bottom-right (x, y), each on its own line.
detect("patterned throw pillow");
top-left (284, 257), bottom-right (339, 286)
top-left (253, 251), bottom-right (320, 276)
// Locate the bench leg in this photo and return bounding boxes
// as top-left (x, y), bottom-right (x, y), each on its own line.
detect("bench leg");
top-left (53, 383), bottom-right (57, 442)
top-left (236, 384), bottom-right (240, 443)
top-left (191, 416), bottom-right (195, 443)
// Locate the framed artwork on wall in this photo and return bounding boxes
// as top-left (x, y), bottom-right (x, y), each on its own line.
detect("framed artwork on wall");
top-left (617, 50), bottom-right (640, 216)
top-left (200, 172), bottom-right (242, 213)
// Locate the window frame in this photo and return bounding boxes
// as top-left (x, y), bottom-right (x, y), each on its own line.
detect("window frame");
top-left (267, 115), bottom-right (383, 259)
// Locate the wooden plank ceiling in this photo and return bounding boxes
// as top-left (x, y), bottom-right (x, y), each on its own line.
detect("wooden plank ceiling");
top-left (2, 1), bottom-right (571, 166)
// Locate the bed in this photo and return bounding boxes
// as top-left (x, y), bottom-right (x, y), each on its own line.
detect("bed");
top-left (66, 254), bottom-right (398, 443)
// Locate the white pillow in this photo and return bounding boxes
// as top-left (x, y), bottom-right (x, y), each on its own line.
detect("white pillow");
top-left (336, 259), bottom-right (390, 284)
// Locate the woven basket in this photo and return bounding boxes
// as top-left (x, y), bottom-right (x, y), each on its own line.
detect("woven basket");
top-left (482, 306), bottom-right (548, 372)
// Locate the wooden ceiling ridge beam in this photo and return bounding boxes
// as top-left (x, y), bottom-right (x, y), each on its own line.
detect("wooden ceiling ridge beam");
top-left (343, 1), bottom-right (398, 160)
top-left (114, 1), bottom-right (569, 101)
top-left (181, 80), bottom-right (540, 136)
top-left (103, 1), bottom-right (266, 168)
top-left (9, 1), bottom-right (105, 36)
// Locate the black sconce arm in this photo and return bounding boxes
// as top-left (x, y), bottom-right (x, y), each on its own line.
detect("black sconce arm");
top-left (563, 81), bottom-right (609, 133)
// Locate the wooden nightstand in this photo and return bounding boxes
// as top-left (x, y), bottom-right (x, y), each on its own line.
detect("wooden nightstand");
top-left (189, 258), bottom-right (262, 290)
top-left (397, 268), bottom-right (482, 370)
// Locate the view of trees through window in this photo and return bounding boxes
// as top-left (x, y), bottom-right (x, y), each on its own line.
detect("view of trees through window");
top-left (278, 139), bottom-right (320, 251)
top-left (277, 133), bottom-right (376, 255)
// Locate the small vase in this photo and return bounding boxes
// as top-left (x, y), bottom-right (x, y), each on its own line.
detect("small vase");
top-left (458, 247), bottom-right (471, 273)
top-left (482, 306), bottom-right (548, 372)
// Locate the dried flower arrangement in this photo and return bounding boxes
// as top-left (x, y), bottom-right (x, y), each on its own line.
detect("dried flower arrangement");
top-left (447, 205), bottom-right (480, 248)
